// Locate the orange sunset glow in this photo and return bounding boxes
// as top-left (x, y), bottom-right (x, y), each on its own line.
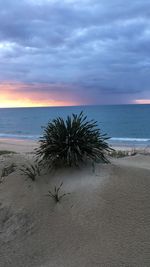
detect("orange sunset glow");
top-left (0, 82), bottom-right (80, 108)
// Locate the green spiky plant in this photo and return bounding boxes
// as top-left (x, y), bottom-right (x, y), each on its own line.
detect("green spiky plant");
top-left (36, 112), bottom-right (112, 167)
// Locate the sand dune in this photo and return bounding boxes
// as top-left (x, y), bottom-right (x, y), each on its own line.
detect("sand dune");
top-left (0, 141), bottom-right (150, 267)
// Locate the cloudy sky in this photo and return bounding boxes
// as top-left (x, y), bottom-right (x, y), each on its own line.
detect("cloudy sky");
top-left (0, 0), bottom-right (150, 107)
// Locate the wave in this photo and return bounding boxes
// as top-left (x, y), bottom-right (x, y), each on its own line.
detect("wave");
top-left (0, 133), bottom-right (40, 140)
top-left (110, 137), bottom-right (150, 142)
top-left (0, 133), bottom-right (150, 143)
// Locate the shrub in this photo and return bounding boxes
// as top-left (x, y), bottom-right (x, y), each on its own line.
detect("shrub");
top-left (1, 163), bottom-right (16, 179)
top-left (36, 112), bottom-right (112, 167)
top-left (20, 163), bottom-right (41, 181)
top-left (108, 149), bottom-right (137, 158)
top-left (108, 150), bottom-right (128, 158)
top-left (0, 150), bottom-right (17, 155)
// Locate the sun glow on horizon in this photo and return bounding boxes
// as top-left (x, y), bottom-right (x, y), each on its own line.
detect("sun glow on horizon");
top-left (0, 82), bottom-right (80, 108)
top-left (0, 97), bottom-right (77, 108)
top-left (134, 99), bottom-right (150, 104)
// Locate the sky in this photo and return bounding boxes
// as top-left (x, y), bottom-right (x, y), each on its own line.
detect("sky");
top-left (0, 0), bottom-right (150, 107)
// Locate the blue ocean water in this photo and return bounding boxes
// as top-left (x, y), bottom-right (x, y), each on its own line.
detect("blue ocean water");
top-left (0, 104), bottom-right (150, 147)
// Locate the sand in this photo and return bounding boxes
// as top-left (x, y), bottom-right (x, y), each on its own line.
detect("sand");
top-left (0, 138), bottom-right (37, 153)
top-left (0, 139), bottom-right (150, 267)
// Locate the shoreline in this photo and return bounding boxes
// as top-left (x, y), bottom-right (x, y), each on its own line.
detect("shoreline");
top-left (0, 138), bottom-right (149, 154)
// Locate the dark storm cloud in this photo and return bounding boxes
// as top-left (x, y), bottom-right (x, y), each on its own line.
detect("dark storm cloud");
top-left (0, 0), bottom-right (150, 104)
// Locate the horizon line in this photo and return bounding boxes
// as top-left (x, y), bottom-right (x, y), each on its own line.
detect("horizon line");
top-left (0, 103), bottom-right (150, 109)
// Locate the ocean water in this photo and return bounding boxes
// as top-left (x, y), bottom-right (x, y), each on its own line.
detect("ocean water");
top-left (0, 104), bottom-right (150, 147)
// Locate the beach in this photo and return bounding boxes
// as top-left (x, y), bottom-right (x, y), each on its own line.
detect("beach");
top-left (1, 0), bottom-right (150, 264)
top-left (0, 138), bottom-right (149, 267)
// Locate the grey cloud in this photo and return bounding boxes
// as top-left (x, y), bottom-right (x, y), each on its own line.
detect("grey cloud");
top-left (0, 0), bottom-right (150, 104)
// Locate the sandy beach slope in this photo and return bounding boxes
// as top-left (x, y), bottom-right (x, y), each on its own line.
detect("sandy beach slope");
top-left (0, 139), bottom-right (150, 267)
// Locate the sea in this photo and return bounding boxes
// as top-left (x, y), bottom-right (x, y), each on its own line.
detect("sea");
top-left (0, 104), bottom-right (150, 148)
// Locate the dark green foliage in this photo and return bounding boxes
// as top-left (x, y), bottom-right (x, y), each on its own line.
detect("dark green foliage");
top-left (47, 182), bottom-right (70, 203)
top-left (20, 163), bottom-right (41, 181)
top-left (36, 112), bottom-right (112, 167)
top-left (1, 163), bottom-right (16, 178)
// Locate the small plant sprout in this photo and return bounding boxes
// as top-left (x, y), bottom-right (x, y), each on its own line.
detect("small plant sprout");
top-left (47, 182), bottom-right (70, 203)
top-left (20, 162), bottom-right (41, 181)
